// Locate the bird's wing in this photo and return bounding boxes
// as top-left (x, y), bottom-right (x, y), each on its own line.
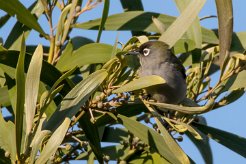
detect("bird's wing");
top-left (168, 51), bottom-right (187, 79)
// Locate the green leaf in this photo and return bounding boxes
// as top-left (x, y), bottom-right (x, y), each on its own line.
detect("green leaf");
top-left (44, 69), bottom-right (108, 131)
top-left (214, 88), bottom-right (245, 109)
top-left (0, 14), bottom-right (11, 29)
top-left (101, 127), bottom-right (128, 143)
top-left (215, 0), bottom-right (233, 67)
top-left (0, 50), bottom-right (72, 96)
top-left (113, 75), bottom-right (166, 93)
top-left (74, 11), bottom-right (218, 45)
top-left (222, 70), bottom-right (246, 92)
top-left (129, 151), bottom-right (170, 164)
top-left (36, 118), bottom-right (70, 164)
top-left (174, 0), bottom-right (202, 49)
top-left (186, 117), bottom-right (213, 164)
top-left (79, 111), bottom-right (103, 163)
top-left (119, 0), bottom-right (145, 36)
top-left (73, 11), bottom-right (175, 32)
top-left (56, 43), bottom-right (116, 72)
top-left (0, 113), bottom-right (16, 162)
top-left (0, 0), bottom-right (46, 38)
top-left (193, 122), bottom-right (246, 158)
top-left (116, 102), bottom-right (148, 117)
top-left (24, 45), bottom-right (43, 142)
top-left (70, 36), bottom-right (94, 50)
top-left (101, 145), bottom-right (130, 160)
top-left (4, 1), bottom-right (45, 49)
top-left (120, 0), bottom-right (144, 11)
top-left (55, 4), bottom-right (72, 44)
top-left (60, 0), bottom-right (77, 44)
top-left (153, 117), bottom-right (190, 164)
top-left (96, 0), bottom-right (110, 42)
top-left (159, 0), bottom-right (206, 47)
top-left (0, 148), bottom-right (11, 164)
top-left (201, 28), bottom-right (219, 44)
top-left (118, 114), bottom-right (187, 164)
top-left (15, 34), bottom-right (26, 156)
top-left (0, 86), bottom-right (10, 106)
top-left (147, 98), bottom-right (215, 114)
top-left (173, 39), bottom-right (196, 55)
top-left (152, 17), bottom-right (166, 33)
top-left (231, 32), bottom-right (246, 52)
top-left (29, 118), bottom-right (51, 164)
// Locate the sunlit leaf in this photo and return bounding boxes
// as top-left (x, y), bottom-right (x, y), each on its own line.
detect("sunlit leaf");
top-left (25, 45), bottom-right (43, 142)
top-left (74, 11), bottom-right (218, 44)
top-left (0, 0), bottom-right (46, 38)
top-left (56, 43), bottom-right (116, 72)
top-left (113, 75), bottom-right (166, 93)
top-left (36, 118), bottom-right (70, 164)
top-left (159, 0), bottom-right (206, 47)
top-left (118, 114), bottom-right (187, 164)
top-left (0, 86), bottom-right (10, 106)
top-left (0, 113), bottom-right (16, 162)
top-left (0, 50), bottom-right (72, 96)
top-left (44, 70), bottom-right (108, 131)
top-left (4, 1), bottom-right (45, 50)
top-left (215, 0), bottom-right (233, 67)
top-left (174, 0), bottom-right (202, 49)
top-left (222, 70), bottom-right (246, 92)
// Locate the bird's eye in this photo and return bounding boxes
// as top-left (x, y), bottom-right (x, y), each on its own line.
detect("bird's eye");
top-left (143, 48), bottom-right (150, 56)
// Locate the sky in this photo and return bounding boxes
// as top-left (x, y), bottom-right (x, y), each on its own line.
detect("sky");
top-left (1, 0), bottom-right (246, 163)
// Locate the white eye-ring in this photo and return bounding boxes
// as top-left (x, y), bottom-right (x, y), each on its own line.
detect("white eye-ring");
top-left (143, 48), bottom-right (150, 56)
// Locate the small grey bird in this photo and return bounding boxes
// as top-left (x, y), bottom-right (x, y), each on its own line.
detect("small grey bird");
top-left (129, 41), bottom-right (187, 104)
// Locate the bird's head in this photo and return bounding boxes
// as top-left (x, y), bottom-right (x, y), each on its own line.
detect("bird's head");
top-left (128, 41), bottom-right (172, 66)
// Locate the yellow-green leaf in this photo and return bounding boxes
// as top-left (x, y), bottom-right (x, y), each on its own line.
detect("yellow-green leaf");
top-left (113, 75), bottom-right (166, 93)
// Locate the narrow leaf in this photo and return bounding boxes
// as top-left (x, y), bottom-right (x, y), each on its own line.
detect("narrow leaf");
top-left (215, 0), bottom-right (233, 67)
top-left (120, 0), bottom-right (144, 11)
top-left (147, 98), bottom-right (215, 114)
top-left (186, 117), bottom-right (213, 164)
top-left (118, 114), bottom-right (184, 164)
top-left (159, 0), bottom-right (206, 47)
top-left (193, 122), bottom-right (246, 158)
top-left (221, 70), bottom-right (246, 92)
top-left (25, 45), bottom-right (43, 141)
top-left (15, 34), bottom-right (26, 157)
top-left (174, 0), bottom-right (202, 49)
top-left (0, 86), bottom-right (10, 106)
top-left (36, 118), bottom-right (70, 164)
top-left (0, 0), bottom-right (46, 37)
top-left (44, 70), bottom-right (108, 131)
top-left (152, 17), bottom-right (166, 33)
top-left (4, 1), bottom-right (45, 49)
top-left (73, 11), bottom-right (218, 44)
top-left (0, 50), bottom-right (72, 96)
top-left (113, 75), bottom-right (166, 93)
top-left (0, 113), bottom-right (16, 162)
top-left (96, 0), bottom-right (110, 42)
top-left (56, 43), bottom-right (116, 72)
top-left (79, 111), bottom-right (104, 163)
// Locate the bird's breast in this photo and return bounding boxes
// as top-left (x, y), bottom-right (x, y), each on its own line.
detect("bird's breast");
top-left (139, 63), bottom-right (186, 104)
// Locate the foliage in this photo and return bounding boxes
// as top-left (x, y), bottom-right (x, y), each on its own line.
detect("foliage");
top-left (0, 0), bottom-right (246, 163)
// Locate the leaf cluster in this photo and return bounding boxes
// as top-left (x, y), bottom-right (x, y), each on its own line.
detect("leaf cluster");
top-left (0, 0), bottom-right (246, 163)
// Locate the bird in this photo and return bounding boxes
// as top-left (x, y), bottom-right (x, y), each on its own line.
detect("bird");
top-left (129, 40), bottom-right (187, 104)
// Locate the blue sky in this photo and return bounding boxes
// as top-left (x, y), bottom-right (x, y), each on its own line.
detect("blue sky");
top-left (1, 0), bottom-right (246, 163)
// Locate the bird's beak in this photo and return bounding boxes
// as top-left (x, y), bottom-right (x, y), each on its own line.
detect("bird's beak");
top-left (126, 49), bottom-right (140, 55)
